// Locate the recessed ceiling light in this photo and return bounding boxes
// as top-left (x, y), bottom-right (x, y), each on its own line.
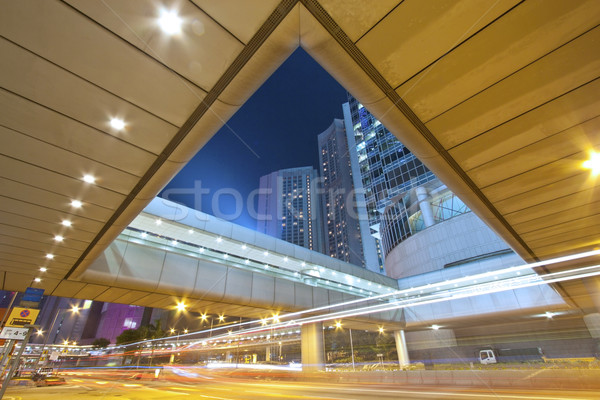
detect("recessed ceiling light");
top-left (583, 151), bottom-right (600, 176)
top-left (83, 174), bottom-right (95, 183)
top-left (61, 220), bottom-right (72, 227)
top-left (241, 244), bottom-right (247, 249)
top-left (158, 10), bottom-right (183, 35)
top-left (71, 200), bottom-right (83, 208)
top-left (34, 278), bottom-right (41, 283)
top-left (45, 254), bottom-right (54, 259)
top-left (188, 229), bottom-right (193, 234)
top-left (216, 237), bottom-right (222, 243)
top-left (141, 232), bottom-right (147, 238)
top-left (171, 240), bottom-right (177, 246)
top-left (155, 219), bottom-right (162, 225)
top-left (431, 324), bottom-right (440, 330)
top-left (263, 251), bottom-right (269, 256)
top-left (110, 118), bottom-right (125, 130)
top-left (39, 267), bottom-right (47, 272)
top-left (54, 235), bottom-right (64, 242)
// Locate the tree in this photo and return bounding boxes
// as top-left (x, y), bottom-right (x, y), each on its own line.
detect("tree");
top-left (92, 338), bottom-right (110, 348)
top-left (116, 328), bottom-right (142, 345)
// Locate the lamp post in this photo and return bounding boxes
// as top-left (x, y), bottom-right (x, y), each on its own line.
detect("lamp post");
top-left (38, 304), bottom-right (79, 367)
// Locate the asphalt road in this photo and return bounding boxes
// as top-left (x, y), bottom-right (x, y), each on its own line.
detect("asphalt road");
top-left (4, 377), bottom-right (599, 400)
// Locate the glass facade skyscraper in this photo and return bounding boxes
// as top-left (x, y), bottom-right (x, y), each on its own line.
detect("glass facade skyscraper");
top-left (317, 119), bottom-right (379, 271)
top-left (343, 95), bottom-right (436, 238)
top-left (257, 167), bottom-right (323, 252)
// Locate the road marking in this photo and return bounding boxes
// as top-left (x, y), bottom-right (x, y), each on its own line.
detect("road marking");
top-left (245, 390), bottom-right (348, 400)
top-left (523, 369), bottom-right (545, 379)
top-left (250, 382), bottom-right (591, 400)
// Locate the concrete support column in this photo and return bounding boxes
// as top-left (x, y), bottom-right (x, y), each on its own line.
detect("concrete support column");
top-left (394, 330), bottom-right (410, 368)
top-left (301, 322), bottom-right (324, 372)
top-left (416, 186), bottom-right (435, 227)
top-left (265, 346), bottom-right (271, 362)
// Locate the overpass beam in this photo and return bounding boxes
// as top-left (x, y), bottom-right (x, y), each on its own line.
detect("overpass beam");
top-left (394, 329), bottom-right (410, 368)
top-left (301, 322), bottom-right (324, 372)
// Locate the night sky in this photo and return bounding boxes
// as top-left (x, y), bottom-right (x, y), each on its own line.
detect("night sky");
top-left (160, 48), bottom-right (348, 229)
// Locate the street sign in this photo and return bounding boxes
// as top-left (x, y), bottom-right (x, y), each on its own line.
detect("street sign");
top-left (6, 307), bottom-right (40, 327)
top-left (0, 327), bottom-right (28, 340)
top-left (22, 287), bottom-right (44, 303)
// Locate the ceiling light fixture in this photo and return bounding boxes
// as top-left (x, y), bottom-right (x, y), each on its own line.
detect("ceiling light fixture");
top-left (158, 9), bottom-right (182, 35)
top-left (45, 254), bottom-right (54, 259)
top-left (61, 220), bottom-right (72, 227)
top-left (54, 235), bottom-right (64, 242)
top-left (83, 174), bottom-right (95, 183)
top-left (71, 200), bottom-right (82, 208)
top-left (110, 118), bottom-right (125, 130)
top-left (583, 151), bottom-right (600, 176)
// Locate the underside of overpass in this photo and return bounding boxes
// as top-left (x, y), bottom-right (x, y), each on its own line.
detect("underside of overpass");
top-left (1, 1), bottom-right (600, 324)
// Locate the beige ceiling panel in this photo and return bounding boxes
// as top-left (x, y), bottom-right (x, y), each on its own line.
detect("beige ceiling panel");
top-left (0, 238), bottom-right (82, 259)
top-left (0, 223), bottom-right (89, 252)
top-left (136, 293), bottom-right (171, 308)
top-left (0, 265), bottom-right (41, 279)
top-left (0, 40), bottom-right (176, 157)
top-left (0, 258), bottom-right (38, 271)
top-left (397, 0), bottom-right (599, 121)
top-left (0, 255), bottom-right (71, 274)
top-left (75, 284), bottom-right (110, 301)
top-left (521, 215), bottom-right (600, 243)
top-left (319, 0), bottom-right (399, 43)
top-left (360, 0), bottom-right (518, 89)
top-left (0, 160), bottom-right (125, 211)
top-left (147, 294), bottom-right (177, 309)
top-left (0, 208), bottom-right (101, 238)
top-left (507, 187), bottom-right (600, 227)
top-left (67, 0), bottom-right (244, 92)
top-left (0, 188), bottom-right (113, 224)
top-left (3, 272), bottom-right (33, 292)
top-left (427, 26), bottom-right (600, 148)
top-left (0, 90), bottom-right (155, 178)
top-left (299, 6), bottom-right (386, 105)
top-left (494, 172), bottom-right (597, 214)
top-left (51, 280), bottom-right (87, 298)
top-left (94, 287), bottom-right (131, 303)
top-left (0, 0), bottom-right (205, 126)
top-left (1, 126), bottom-right (139, 194)
top-left (0, 212), bottom-right (96, 244)
top-left (192, 0), bottom-right (281, 44)
top-left (115, 289), bottom-right (151, 305)
top-left (450, 79), bottom-right (600, 171)
top-left (536, 240), bottom-right (599, 259)
top-left (482, 152), bottom-right (589, 202)
top-left (218, 4), bottom-right (300, 106)
top-left (0, 244), bottom-right (77, 265)
top-left (0, 196), bottom-right (105, 230)
top-left (469, 116), bottom-right (600, 188)
top-left (169, 100), bottom-right (239, 163)
top-left (529, 228), bottom-right (600, 253)
top-left (30, 279), bottom-right (61, 295)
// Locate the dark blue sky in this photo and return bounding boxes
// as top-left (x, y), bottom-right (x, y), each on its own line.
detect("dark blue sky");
top-left (160, 48), bottom-right (348, 228)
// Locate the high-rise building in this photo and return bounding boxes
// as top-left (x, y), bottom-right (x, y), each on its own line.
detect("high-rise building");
top-left (317, 119), bottom-right (379, 271)
top-left (256, 167), bottom-right (323, 252)
top-left (342, 95), bottom-right (436, 238)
